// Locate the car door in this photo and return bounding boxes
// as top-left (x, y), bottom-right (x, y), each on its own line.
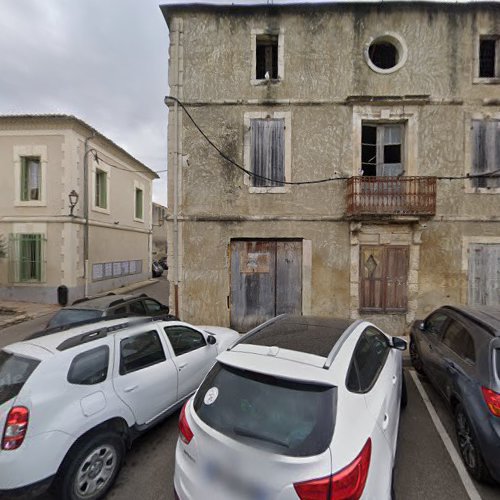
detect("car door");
top-left (347, 328), bottom-right (394, 464)
top-left (435, 317), bottom-right (477, 403)
top-left (418, 311), bottom-right (450, 381)
top-left (163, 325), bottom-right (217, 399)
top-left (112, 327), bottom-right (178, 426)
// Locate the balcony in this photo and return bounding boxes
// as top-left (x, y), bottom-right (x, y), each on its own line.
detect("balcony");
top-left (346, 176), bottom-right (436, 218)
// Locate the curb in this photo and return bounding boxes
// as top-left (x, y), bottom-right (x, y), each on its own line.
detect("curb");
top-left (0, 310), bottom-right (55, 330)
top-left (108, 278), bottom-right (159, 295)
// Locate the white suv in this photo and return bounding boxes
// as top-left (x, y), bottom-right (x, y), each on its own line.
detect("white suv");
top-left (0, 317), bottom-right (239, 499)
top-left (175, 315), bottom-right (407, 500)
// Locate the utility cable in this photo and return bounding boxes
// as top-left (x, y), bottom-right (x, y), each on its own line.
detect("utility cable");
top-left (164, 95), bottom-right (500, 184)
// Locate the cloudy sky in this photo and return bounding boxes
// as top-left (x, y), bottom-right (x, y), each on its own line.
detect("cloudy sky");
top-left (0, 0), bottom-right (170, 204)
top-left (0, 0), bottom-right (483, 207)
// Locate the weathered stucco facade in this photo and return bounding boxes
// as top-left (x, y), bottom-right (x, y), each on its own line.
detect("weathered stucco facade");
top-left (0, 115), bottom-right (158, 304)
top-left (162, 2), bottom-right (500, 334)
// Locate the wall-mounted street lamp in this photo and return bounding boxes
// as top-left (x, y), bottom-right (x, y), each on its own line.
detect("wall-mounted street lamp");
top-left (69, 190), bottom-right (79, 216)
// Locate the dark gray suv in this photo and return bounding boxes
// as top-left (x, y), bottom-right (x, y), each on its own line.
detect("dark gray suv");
top-left (45, 293), bottom-right (174, 331)
top-left (410, 305), bottom-right (500, 483)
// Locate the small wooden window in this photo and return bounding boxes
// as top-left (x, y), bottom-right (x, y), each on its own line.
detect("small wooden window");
top-left (135, 188), bottom-right (144, 220)
top-left (360, 246), bottom-right (409, 313)
top-left (471, 119), bottom-right (500, 188)
top-left (95, 169), bottom-right (108, 208)
top-left (479, 37), bottom-right (499, 78)
top-left (256, 34), bottom-right (278, 80)
top-left (250, 118), bottom-right (285, 187)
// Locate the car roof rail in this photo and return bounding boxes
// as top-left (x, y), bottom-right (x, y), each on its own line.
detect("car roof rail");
top-left (323, 319), bottom-right (364, 369)
top-left (227, 314), bottom-right (287, 350)
top-left (55, 315), bottom-right (179, 351)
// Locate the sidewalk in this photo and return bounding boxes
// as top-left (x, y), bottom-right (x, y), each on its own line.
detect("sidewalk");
top-left (0, 278), bottom-right (159, 330)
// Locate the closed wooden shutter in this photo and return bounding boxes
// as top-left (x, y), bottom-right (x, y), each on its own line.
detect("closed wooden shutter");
top-left (251, 119), bottom-right (285, 187)
top-left (471, 119), bottom-right (500, 188)
top-left (469, 244), bottom-right (500, 306)
top-left (360, 245), bottom-right (408, 312)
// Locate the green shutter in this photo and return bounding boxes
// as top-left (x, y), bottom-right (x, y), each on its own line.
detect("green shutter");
top-left (20, 158), bottom-right (28, 201)
top-left (135, 189), bottom-right (143, 219)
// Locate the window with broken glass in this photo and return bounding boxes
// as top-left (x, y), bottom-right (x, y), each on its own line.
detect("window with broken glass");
top-left (361, 123), bottom-right (404, 177)
top-left (471, 119), bottom-right (500, 188)
top-left (360, 246), bottom-right (408, 313)
top-left (250, 118), bottom-right (285, 187)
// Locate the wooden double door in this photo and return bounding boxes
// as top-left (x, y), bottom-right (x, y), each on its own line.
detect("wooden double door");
top-left (230, 240), bottom-right (302, 332)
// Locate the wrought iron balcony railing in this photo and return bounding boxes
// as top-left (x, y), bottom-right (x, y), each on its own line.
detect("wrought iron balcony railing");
top-left (346, 176), bottom-right (437, 217)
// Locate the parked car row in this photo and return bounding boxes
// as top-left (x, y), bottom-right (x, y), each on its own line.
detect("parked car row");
top-left (0, 303), bottom-right (499, 499)
top-left (410, 305), bottom-right (500, 484)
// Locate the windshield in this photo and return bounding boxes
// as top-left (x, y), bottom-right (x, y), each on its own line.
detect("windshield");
top-left (0, 351), bottom-right (40, 405)
top-left (495, 349), bottom-right (500, 380)
top-left (47, 309), bottom-right (102, 328)
top-left (194, 363), bottom-right (336, 457)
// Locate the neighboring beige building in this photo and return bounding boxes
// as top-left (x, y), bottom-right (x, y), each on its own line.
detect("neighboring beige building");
top-left (0, 115), bottom-right (159, 304)
top-left (161, 1), bottom-right (500, 333)
top-left (152, 202), bottom-right (168, 259)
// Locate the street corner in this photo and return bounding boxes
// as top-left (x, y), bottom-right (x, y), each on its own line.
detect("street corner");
top-left (0, 301), bottom-right (60, 330)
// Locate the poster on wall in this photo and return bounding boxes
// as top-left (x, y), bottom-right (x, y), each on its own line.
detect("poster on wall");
top-left (104, 263), bottom-right (113, 278)
top-left (92, 264), bottom-right (104, 281)
top-left (113, 262), bottom-right (122, 276)
top-left (129, 260), bottom-right (137, 274)
top-left (121, 261), bottom-right (130, 275)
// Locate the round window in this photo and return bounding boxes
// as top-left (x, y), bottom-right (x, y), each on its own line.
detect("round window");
top-left (364, 33), bottom-right (407, 74)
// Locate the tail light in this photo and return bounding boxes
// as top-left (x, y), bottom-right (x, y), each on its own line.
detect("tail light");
top-left (2, 406), bottom-right (29, 450)
top-left (294, 438), bottom-right (371, 500)
top-left (179, 400), bottom-right (194, 445)
top-left (481, 387), bottom-right (500, 417)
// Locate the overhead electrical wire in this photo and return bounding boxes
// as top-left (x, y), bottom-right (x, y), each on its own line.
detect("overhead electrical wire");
top-left (165, 95), bottom-right (500, 184)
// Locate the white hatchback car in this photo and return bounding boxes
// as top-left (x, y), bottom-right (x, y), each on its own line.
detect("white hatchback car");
top-left (174, 315), bottom-right (407, 500)
top-left (0, 317), bottom-right (239, 499)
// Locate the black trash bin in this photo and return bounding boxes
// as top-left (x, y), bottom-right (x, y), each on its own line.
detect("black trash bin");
top-left (57, 285), bottom-right (69, 306)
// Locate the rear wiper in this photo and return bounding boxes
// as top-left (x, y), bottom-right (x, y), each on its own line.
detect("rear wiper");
top-left (233, 426), bottom-right (289, 448)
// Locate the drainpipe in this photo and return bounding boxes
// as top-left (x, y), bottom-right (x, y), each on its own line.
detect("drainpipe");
top-left (170, 19), bottom-right (182, 318)
top-left (83, 133), bottom-right (95, 298)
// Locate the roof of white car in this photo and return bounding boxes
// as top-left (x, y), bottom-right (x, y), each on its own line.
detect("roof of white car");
top-left (5, 318), bottom-right (188, 356)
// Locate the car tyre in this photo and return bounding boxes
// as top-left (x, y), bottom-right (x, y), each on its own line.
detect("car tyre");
top-left (409, 339), bottom-right (425, 375)
top-left (400, 371), bottom-right (408, 410)
top-left (55, 431), bottom-right (125, 500)
top-left (454, 404), bottom-right (492, 483)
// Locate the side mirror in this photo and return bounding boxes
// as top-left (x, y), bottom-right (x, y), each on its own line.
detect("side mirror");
top-left (160, 304), bottom-right (169, 312)
top-left (207, 335), bottom-right (217, 345)
top-left (391, 337), bottom-right (408, 351)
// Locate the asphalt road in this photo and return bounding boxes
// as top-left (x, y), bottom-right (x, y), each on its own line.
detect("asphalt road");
top-left (1, 279), bottom-right (499, 500)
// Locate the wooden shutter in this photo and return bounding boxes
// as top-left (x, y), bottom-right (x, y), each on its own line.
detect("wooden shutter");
top-left (384, 246), bottom-right (409, 311)
top-left (360, 246), bottom-right (384, 311)
top-left (251, 119), bottom-right (284, 187)
top-left (360, 246), bottom-right (408, 312)
top-left (472, 120), bottom-right (500, 188)
top-left (469, 244), bottom-right (500, 306)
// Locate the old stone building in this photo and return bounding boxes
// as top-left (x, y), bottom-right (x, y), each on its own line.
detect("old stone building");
top-left (161, 1), bottom-right (500, 333)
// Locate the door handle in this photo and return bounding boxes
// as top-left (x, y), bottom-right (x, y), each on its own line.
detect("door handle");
top-left (392, 375), bottom-right (398, 384)
top-left (124, 385), bottom-right (138, 393)
top-left (428, 344), bottom-right (433, 351)
top-left (382, 413), bottom-right (390, 430)
top-left (178, 363), bottom-right (188, 371)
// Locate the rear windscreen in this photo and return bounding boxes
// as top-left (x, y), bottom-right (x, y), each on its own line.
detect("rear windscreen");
top-left (194, 363), bottom-right (336, 457)
top-left (0, 351), bottom-right (40, 405)
top-left (48, 309), bottom-right (102, 328)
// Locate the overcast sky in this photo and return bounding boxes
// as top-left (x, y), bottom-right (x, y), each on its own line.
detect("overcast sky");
top-left (0, 0), bottom-right (170, 205)
top-left (0, 0), bottom-right (489, 207)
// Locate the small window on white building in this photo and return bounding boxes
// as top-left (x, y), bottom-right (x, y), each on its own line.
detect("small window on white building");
top-left (95, 169), bottom-right (108, 209)
top-left (471, 119), bottom-right (500, 188)
top-left (20, 157), bottom-right (41, 201)
top-left (250, 118), bottom-right (285, 187)
top-left (135, 188), bottom-right (144, 220)
top-left (479, 36), bottom-right (499, 79)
